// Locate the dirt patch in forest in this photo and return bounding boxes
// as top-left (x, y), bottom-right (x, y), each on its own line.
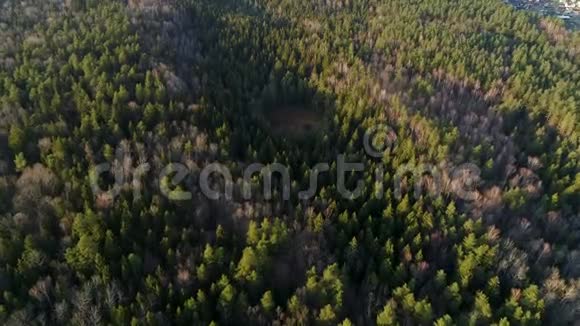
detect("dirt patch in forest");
top-left (266, 107), bottom-right (322, 138)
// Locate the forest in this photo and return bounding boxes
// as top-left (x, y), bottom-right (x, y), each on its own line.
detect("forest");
top-left (0, 0), bottom-right (579, 324)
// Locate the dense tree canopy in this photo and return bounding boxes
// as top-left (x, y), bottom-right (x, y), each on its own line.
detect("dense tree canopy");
top-left (0, 0), bottom-right (578, 324)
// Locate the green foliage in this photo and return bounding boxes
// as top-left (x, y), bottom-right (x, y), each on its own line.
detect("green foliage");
top-left (0, 0), bottom-right (577, 324)
top-left (261, 290), bottom-right (275, 312)
top-left (8, 126), bottom-right (25, 153)
top-left (377, 301), bottom-right (398, 326)
top-left (13, 153), bottom-right (27, 172)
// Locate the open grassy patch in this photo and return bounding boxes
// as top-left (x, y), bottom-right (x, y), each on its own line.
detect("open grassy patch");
top-left (266, 106), bottom-right (323, 138)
